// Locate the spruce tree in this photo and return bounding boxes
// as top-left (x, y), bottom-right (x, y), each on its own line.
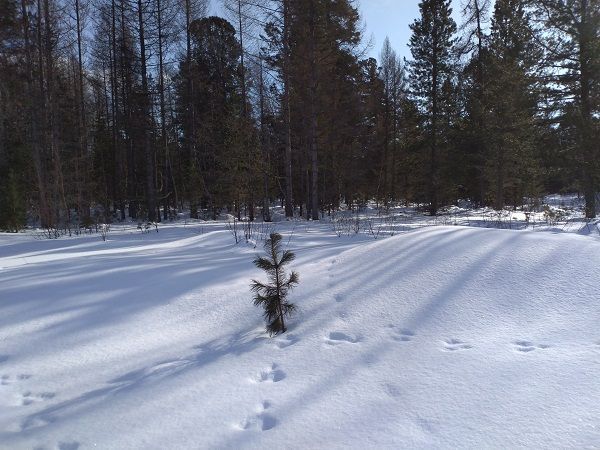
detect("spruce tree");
top-left (251, 233), bottom-right (299, 335)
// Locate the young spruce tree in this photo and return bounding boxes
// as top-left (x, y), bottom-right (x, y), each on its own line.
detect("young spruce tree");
top-left (251, 233), bottom-right (299, 335)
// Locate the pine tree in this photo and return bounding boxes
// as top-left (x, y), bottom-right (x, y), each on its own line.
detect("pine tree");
top-left (485, 0), bottom-right (541, 209)
top-left (458, 0), bottom-right (492, 205)
top-left (532, 0), bottom-right (600, 218)
top-left (379, 38), bottom-right (407, 201)
top-left (251, 233), bottom-right (299, 336)
top-left (407, 0), bottom-right (457, 215)
top-left (175, 16), bottom-right (245, 219)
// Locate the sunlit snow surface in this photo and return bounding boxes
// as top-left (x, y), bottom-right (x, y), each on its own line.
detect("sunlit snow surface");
top-left (1, 213), bottom-right (599, 448)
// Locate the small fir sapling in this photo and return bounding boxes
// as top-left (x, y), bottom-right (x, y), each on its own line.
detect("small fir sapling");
top-left (251, 233), bottom-right (299, 335)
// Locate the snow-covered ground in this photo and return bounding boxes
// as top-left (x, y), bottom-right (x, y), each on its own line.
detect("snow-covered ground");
top-left (1, 218), bottom-right (599, 449)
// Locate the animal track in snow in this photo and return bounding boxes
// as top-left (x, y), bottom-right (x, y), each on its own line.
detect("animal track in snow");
top-left (239, 400), bottom-right (277, 431)
top-left (334, 293), bottom-right (345, 303)
top-left (21, 391), bottom-right (56, 406)
top-left (1, 373), bottom-right (32, 386)
top-left (58, 442), bottom-right (80, 450)
top-left (388, 325), bottom-right (415, 342)
top-left (443, 339), bottom-right (473, 351)
top-left (383, 383), bottom-right (402, 398)
top-left (513, 340), bottom-right (551, 353)
top-left (254, 363), bottom-right (286, 383)
top-left (0, 374), bottom-right (55, 409)
top-left (325, 331), bottom-right (360, 345)
top-left (273, 334), bottom-right (298, 349)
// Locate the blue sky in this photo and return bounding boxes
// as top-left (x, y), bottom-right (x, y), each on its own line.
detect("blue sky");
top-left (360, 1), bottom-right (467, 60)
top-left (208, 1), bottom-right (465, 62)
top-left (358, 0), bottom-right (423, 60)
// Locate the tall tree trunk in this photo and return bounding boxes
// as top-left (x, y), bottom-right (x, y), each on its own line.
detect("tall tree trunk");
top-left (43, 0), bottom-right (68, 227)
top-left (283, 0), bottom-right (294, 218)
top-left (20, 0), bottom-right (50, 227)
top-left (157, 0), bottom-right (171, 220)
top-left (308, 0), bottom-right (319, 221)
top-left (75, 0), bottom-right (88, 223)
top-left (429, 7), bottom-right (440, 217)
top-left (137, 0), bottom-right (156, 221)
top-left (235, 0), bottom-right (254, 221)
top-left (430, 64), bottom-right (439, 215)
top-left (474, 0), bottom-right (487, 206)
top-left (259, 57), bottom-right (272, 222)
top-left (579, 0), bottom-right (596, 218)
top-left (495, 144), bottom-right (505, 210)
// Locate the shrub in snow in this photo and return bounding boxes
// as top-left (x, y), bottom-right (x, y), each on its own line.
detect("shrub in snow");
top-left (251, 233), bottom-right (299, 335)
top-left (227, 218), bottom-right (240, 244)
top-left (137, 222), bottom-right (158, 233)
top-left (99, 224), bottom-right (110, 241)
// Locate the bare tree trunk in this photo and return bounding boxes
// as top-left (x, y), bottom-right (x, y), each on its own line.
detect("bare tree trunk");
top-left (43, 0), bottom-right (69, 227)
top-left (75, 0), bottom-right (88, 223)
top-left (308, 0), bottom-right (319, 221)
top-left (474, 0), bottom-right (487, 206)
top-left (157, 0), bottom-right (171, 220)
top-left (494, 144), bottom-right (505, 210)
top-left (20, 0), bottom-right (49, 227)
top-left (185, 0), bottom-right (200, 218)
top-left (234, 0), bottom-right (254, 221)
top-left (429, 15), bottom-right (439, 216)
top-left (283, 0), bottom-right (294, 218)
top-left (259, 57), bottom-right (272, 222)
top-left (137, 0), bottom-right (157, 221)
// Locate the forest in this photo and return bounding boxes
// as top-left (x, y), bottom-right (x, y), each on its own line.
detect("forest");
top-left (0, 0), bottom-right (598, 232)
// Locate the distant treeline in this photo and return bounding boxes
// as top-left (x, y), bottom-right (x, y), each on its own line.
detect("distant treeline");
top-left (0, 0), bottom-right (598, 231)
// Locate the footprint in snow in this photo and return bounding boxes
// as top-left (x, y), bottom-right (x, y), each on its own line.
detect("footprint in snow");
top-left (325, 332), bottom-right (360, 345)
top-left (273, 334), bottom-right (298, 349)
top-left (1, 373), bottom-right (32, 386)
top-left (443, 339), bottom-right (472, 351)
top-left (238, 400), bottom-right (277, 431)
top-left (58, 442), bottom-right (80, 450)
top-left (334, 293), bottom-right (345, 303)
top-left (387, 325), bottom-right (415, 342)
top-left (0, 374), bottom-right (54, 409)
top-left (383, 383), bottom-right (402, 398)
top-left (253, 363), bottom-right (286, 383)
top-left (22, 391), bottom-right (56, 406)
top-left (513, 340), bottom-right (551, 353)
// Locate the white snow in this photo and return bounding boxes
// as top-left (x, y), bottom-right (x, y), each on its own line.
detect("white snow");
top-left (1, 220), bottom-right (599, 449)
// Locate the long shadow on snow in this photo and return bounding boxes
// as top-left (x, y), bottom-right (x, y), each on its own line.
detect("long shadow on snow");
top-left (0, 231), bottom-right (256, 353)
top-left (15, 326), bottom-right (263, 434)
top-left (218, 229), bottom-right (563, 448)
